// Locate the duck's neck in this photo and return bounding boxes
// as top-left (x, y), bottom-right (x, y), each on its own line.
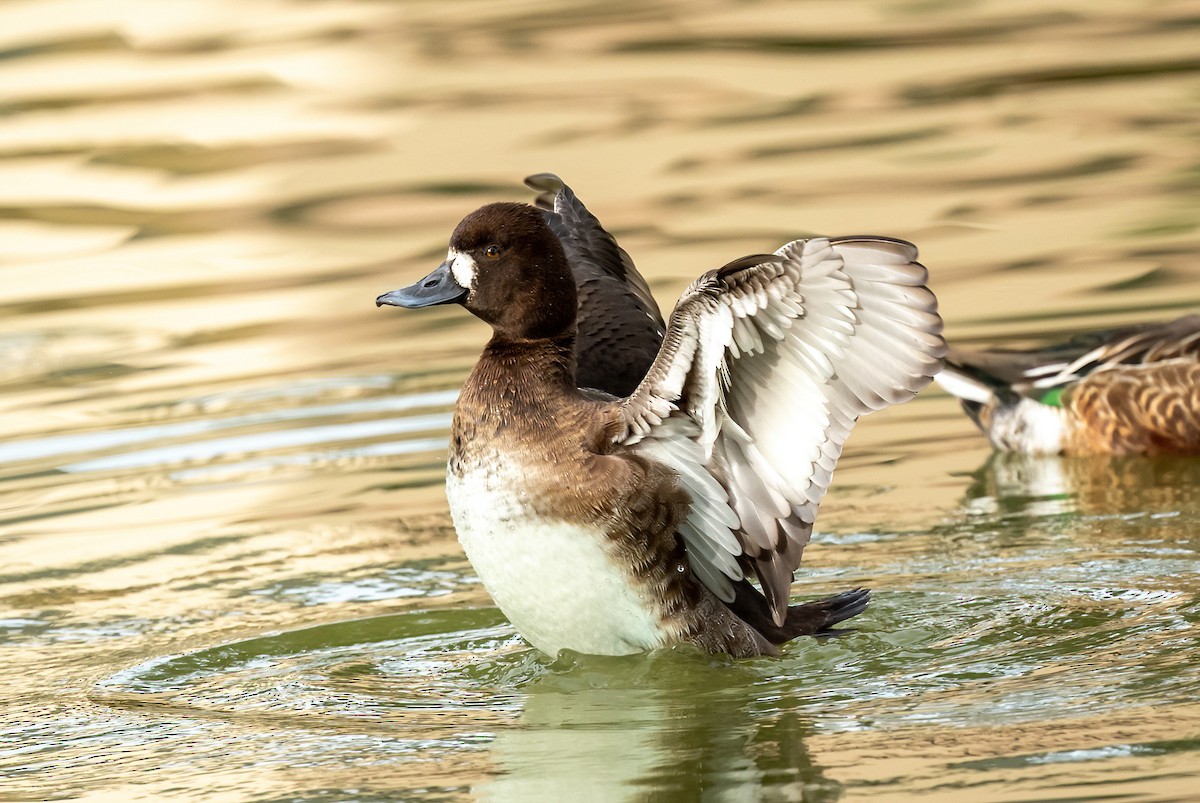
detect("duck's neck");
top-left (476, 333), bottom-right (578, 396)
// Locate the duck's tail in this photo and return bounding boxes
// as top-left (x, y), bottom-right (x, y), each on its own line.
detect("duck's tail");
top-left (730, 584), bottom-right (871, 643)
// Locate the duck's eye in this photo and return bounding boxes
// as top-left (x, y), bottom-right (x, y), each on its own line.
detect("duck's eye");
top-left (484, 245), bottom-right (501, 259)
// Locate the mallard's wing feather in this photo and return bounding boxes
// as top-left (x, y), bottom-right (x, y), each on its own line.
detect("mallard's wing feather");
top-left (939, 315), bottom-right (1200, 400)
top-left (616, 236), bottom-right (946, 624)
top-left (1029, 314), bottom-right (1200, 388)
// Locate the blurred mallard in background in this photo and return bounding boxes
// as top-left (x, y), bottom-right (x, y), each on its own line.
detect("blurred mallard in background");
top-left (937, 315), bottom-right (1200, 455)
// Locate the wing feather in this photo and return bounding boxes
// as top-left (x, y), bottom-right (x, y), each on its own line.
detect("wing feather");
top-left (618, 236), bottom-right (945, 624)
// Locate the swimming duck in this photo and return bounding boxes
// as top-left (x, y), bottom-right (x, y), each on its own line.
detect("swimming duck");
top-left (937, 314), bottom-right (1200, 455)
top-left (377, 183), bottom-right (945, 658)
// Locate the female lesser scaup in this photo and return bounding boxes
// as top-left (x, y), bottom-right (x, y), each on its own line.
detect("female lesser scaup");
top-left (377, 179), bottom-right (946, 658)
top-left (937, 314), bottom-right (1200, 455)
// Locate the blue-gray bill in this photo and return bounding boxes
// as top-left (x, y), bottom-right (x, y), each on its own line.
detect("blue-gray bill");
top-left (376, 260), bottom-right (467, 308)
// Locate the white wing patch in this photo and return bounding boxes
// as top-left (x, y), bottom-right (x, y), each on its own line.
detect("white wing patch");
top-left (618, 236), bottom-right (945, 623)
top-left (633, 416), bottom-right (742, 601)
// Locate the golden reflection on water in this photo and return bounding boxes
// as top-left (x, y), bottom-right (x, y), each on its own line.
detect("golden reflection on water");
top-left (1, 0), bottom-right (1199, 800)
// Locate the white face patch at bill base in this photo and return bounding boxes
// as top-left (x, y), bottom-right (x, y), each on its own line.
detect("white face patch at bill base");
top-left (448, 248), bottom-right (477, 294)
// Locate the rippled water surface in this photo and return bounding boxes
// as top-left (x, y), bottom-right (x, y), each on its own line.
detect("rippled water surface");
top-left (3, 1), bottom-right (1199, 800)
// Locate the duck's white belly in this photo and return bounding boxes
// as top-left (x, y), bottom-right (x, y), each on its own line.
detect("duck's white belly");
top-left (446, 467), bottom-right (668, 657)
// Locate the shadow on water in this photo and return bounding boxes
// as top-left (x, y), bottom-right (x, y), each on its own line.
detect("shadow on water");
top-left (489, 654), bottom-right (841, 802)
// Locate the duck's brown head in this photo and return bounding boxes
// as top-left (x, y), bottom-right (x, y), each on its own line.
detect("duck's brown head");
top-left (376, 202), bottom-right (578, 341)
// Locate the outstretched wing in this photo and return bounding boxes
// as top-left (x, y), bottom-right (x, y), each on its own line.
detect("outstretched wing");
top-left (525, 173), bottom-right (665, 397)
top-left (617, 236), bottom-right (946, 624)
